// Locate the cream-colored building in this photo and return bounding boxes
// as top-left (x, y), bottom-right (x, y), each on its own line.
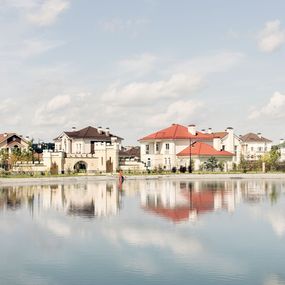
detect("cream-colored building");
top-left (139, 124), bottom-right (239, 171)
top-left (43, 126), bottom-right (123, 174)
top-left (240, 133), bottom-right (272, 161)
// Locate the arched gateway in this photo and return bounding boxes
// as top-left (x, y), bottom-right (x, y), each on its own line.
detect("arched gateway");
top-left (74, 161), bottom-right (88, 173)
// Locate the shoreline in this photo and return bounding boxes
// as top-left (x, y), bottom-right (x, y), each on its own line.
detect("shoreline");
top-left (1, 173), bottom-right (285, 186)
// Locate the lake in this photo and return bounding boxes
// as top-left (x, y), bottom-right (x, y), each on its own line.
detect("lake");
top-left (0, 179), bottom-right (285, 285)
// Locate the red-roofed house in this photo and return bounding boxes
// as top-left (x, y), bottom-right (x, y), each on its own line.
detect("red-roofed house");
top-left (139, 124), bottom-right (241, 171)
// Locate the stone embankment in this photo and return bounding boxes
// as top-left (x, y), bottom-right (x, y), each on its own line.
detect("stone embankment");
top-left (1, 173), bottom-right (285, 186)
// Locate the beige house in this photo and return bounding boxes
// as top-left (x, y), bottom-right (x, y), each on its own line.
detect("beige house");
top-left (240, 133), bottom-right (272, 161)
top-left (43, 126), bottom-right (123, 174)
top-left (0, 133), bottom-right (29, 153)
top-left (139, 124), bottom-right (237, 171)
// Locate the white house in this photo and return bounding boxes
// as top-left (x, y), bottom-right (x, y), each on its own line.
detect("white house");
top-left (43, 126), bottom-right (123, 174)
top-left (278, 139), bottom-right (285, 162)
top-left (240, 133), bottom-right (272, 161)
top-left (139, 123), bottom-right (238, 171)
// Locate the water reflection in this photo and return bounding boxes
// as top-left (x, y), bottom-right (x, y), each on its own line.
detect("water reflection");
top-left (0, 179), bottom-right (285, 285)
top-left (0, 182), bottom-right (122, 218)
top-left (0, 179), bottom-right (284, 222)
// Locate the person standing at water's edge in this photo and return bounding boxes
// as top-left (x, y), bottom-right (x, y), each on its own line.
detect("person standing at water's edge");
top-left (118, 169), bottom-right (125, 184)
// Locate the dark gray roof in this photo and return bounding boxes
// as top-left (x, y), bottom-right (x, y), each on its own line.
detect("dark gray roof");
top-left (240, 133), bottom-right (272, 143)
top-left (55, 126), bottom-right (123, 141)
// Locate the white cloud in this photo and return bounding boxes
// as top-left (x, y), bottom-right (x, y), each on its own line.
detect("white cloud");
top-left (99, 17), bottom-right (150, 36)
top-left (118, 53), bottom-right (158, 76)
top-left (27, 0), bottom-right (70, 26)
top-left (148, 100), bottom-right (204, 128)
top-left (2, 0), bottom-right (70, 26)
top-left (102, 73), bottom-right (203, 106)
top-left (47, 94), bottom-right (71, 111)
top-left (0, 39), bottom-right (63, 60)
top-left (33, 93), bottom-right (91, 127)
top-left (249, 92), bottom-right (285, 119)
top-left (258, 20), bottom-right (285, 53)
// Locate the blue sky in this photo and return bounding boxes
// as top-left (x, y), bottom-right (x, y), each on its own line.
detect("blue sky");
top-left (0, 0), bottom-right (284, 144)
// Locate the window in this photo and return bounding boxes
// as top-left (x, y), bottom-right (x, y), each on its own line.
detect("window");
top-left (165, 158), bottom-right (167, 165)
top-left (156, 143), bottom-right (159, 152)
top-left (222, 145), bottom-right (225, 151)
top-left (251, 147), bottom-right (254, 151)
top-left (146, 145), bottom-right (149, 154)
top-left (258, 147), bottom-right (262, 152)
top-left (168, 158), bottom-right (171, 165)
top-left (166, 143), bottom-right (169, 150)
top-left (147, 158), bottom-right (151, 167)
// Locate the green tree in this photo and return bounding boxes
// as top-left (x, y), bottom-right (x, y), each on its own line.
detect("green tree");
top-left (204, 156), bottom-right (218, 172)
top-left (262, 148), bottom-right (281, 171)
top-left (0, 149), bottom-right (9, 170)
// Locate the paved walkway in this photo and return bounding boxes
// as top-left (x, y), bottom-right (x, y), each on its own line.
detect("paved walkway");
top-left (1, 173), bottom-right (285, 186)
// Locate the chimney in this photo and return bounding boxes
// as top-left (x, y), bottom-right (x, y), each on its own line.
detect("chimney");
top-left (188, 124), bottom-right (196, 136)
top-left (201, 129), bottom-right (206, 134)
top-left (280, 138), bottom-right (284, 145)
top-left (72, 126), bottom-right (76, 132)
top-left (98, 126), bottom-right (103, 134)
top-left (226, 127), bottom-right (233, 133)
top-left (3, 133), bottom-right (8, 137)
top-left (105, 127), bottom-right (110, 136)
top-left (257, 132), bottom-right (262, 138)
top-left (207, 128), bottom-right (212, 134)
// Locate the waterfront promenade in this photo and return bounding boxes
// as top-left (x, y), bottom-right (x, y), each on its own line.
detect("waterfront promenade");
top-left (1, 173), bottom-right (285, 186)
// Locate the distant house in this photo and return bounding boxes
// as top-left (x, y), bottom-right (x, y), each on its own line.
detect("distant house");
top-left (43, 126), bottom-right (123, 174)
top-left (0, 133), bottom-right (29, 153)
top-left (139, 123), bottom-right (238, 171)
top-left (277, 139), bottom-right (285, 162)
top-left (240, 133), bottom-right (272, 161)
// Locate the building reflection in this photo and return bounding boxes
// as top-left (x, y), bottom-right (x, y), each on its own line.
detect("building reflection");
top-left (0, 179), bottom-right (284, 221)
top-left (140, 180), bottom-right (285, 223)
top-left (0, 182), bottom-right (122, 218)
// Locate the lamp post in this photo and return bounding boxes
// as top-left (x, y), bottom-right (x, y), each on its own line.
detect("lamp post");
top-left (189, 137), bottom-right (192, 173)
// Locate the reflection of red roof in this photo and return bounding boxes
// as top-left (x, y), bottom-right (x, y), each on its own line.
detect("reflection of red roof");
top-left (182, 191), bottom-right (215, 213)
top-left (177, 142), bottom-right (234, 157)
top-left (213, 132), bottom-right (228, 139)
top-left (139, 124), bottom-right (214, 141)
top-left (143, 207), bottom-right (190, 222)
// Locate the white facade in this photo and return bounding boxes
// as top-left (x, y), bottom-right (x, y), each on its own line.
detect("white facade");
top-left (45, 126), bottom-right (122, 174)
top-left (241, 134), bottom-right (272, 161)
top-left (140, 124), bottom-right (239, 171)
top-left (278, 139), bottom-right (285, 162)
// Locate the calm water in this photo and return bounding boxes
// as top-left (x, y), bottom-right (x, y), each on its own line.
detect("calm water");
top-left (1, 179), bottom-right (285, 285)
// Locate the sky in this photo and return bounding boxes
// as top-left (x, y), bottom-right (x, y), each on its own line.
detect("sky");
top-left (0, 0), bottom-right (284, 145)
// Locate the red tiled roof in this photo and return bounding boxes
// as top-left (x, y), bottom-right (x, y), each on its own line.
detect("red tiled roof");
top-left (177, 142), bottom-right (234, 157)
top-left (139, 124), bottom-right (214, 141)
top-left (213, 132), bottom-right (228, 139)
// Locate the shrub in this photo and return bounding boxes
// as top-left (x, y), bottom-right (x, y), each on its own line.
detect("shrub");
top-left (171, 167), bottom-right (177, 173)
top-left (50, 162), bottom-right (58, 175)
top-left (179, 166), bottom-right (187, 173)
